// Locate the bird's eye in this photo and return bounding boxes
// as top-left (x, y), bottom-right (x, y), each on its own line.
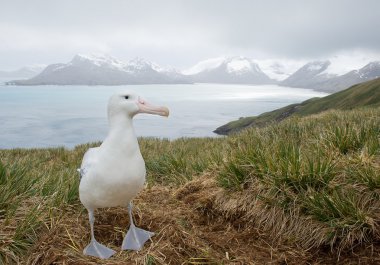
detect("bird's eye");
top-left (124, 96), bottom-right (129, 100)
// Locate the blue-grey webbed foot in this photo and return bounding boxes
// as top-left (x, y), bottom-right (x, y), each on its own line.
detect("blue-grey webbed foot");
top-left (121, 224), bottom-right (155, 251)
top-left (121, 202), bottom-right (154, 251)
top-left (83, 209), bottom-right (116, 259)
top-left (83, 239), bottom-right (116, 259)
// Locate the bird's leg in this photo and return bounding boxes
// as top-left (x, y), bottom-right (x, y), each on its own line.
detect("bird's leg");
top-left (121, 202), bottom-right (154, 251)
top-left (89, 209), bottom-right (95, 240)
top-left (83, 209), bottom-right (116, 259)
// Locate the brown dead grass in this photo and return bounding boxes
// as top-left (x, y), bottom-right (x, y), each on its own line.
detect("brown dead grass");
top-left (17, 173), bottom-right (380, 265)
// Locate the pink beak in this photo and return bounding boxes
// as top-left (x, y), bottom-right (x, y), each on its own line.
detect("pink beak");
top-left (137, 97), bottom-right (169, 117)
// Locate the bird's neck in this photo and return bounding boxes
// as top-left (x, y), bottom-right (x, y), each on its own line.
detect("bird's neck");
top-left (102, 115), bottom-right (140, 154)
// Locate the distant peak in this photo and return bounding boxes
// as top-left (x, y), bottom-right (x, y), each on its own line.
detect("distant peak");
top-left (183, 56), bottom-right (257, 75)
top-left (364, 61), bottom-right (380, 68)
top-left (304, 60), bottom-right (331, 71)
top-left (73, 53), bottom-right (121, 62)
top-left (182, 57), bottom-right (219, 75)
top-left (71, 53), bottom-right (127, 70)
top-left (225, 57), bottom-right (260, 74)
top-left (128, 57), bottom-right (156, 67)
top-left (126, 57), bottom-right (165, 72)
top-left (357, 61), bottom-right (380, 78)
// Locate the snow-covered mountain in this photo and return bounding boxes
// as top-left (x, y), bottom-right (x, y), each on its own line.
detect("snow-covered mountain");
top-left (7, 54), bottom-right (380, 89)
top-left (340, 61), bottom-right (380, 83)
top-left (0, 65), bottom-right (45, 80)
top-left (9, 54), bottom-right (191, 85)
top-left (184, 56), bottom-right (275, 85)
top-left (280, 60), bottom-right (333, 88)
top-left (319, 61), bottom-right (380, 92)
top-left (281, 60), bottom-right (380, 92)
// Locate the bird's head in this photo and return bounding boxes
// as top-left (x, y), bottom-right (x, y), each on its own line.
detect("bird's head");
top-left (108, 92), bottom-right (169, 119)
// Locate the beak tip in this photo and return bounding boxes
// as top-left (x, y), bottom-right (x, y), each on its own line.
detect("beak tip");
top-left (164, 107), bottom-right (170, 117)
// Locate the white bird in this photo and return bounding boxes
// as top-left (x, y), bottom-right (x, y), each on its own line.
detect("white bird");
top-left (78, 92), bottom-right (169, 259)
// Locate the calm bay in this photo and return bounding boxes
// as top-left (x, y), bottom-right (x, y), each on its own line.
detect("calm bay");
top-left (0, 83), bottom-right (328, 149)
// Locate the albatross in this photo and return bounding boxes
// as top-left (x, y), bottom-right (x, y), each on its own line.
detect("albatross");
top-left (78, 92), bottom-right (169, 259)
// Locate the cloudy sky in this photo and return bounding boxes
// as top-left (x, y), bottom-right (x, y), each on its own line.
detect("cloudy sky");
top-left (1, 0), bottom-right (380, 71)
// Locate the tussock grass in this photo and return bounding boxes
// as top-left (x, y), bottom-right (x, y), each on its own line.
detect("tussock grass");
top-left (217, 107), bottom-right (380, 250)
top-left (0, 148), bottom-right (82, 264)
top-left (141, 137), bottom-right (226, 185)
top-left (0, 107), bottom-right (379, 263)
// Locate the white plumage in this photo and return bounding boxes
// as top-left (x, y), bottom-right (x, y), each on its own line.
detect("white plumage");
top-left (78, 92), bottom-right (169, 259)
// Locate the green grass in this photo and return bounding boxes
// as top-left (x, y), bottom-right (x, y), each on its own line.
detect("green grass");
top-left (217, 107), bottom-right (380, 249)
top-left (0, 148), bottom-right (81, 263)
top-left (301, 188), bottom-right (376, 248)
top-left (215, 77), bottom-right (380, 135)
top-left (140, 137), bottom-right (226, 185)
top-left (0, 107), bottom-right (379, 262)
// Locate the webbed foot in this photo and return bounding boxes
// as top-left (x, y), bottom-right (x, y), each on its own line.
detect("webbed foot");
top-left (83, 239), bottom-right (116, 259)
top-left (121, 224), bottom-right (154, 251)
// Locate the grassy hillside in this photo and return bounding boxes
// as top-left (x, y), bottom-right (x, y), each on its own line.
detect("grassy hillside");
top-left (215, 77), bottom-right (380, 135)
top-left (1, 107), bottom-right (379, 264)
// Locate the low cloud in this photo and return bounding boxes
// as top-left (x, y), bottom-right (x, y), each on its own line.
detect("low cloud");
top-left (0, 0), bottom-right (379, 70)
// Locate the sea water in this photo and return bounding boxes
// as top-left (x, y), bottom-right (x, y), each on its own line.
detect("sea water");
top-left (0, 84), bottom-right (328, 149)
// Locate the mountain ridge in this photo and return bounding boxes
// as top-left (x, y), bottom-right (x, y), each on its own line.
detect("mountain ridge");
top-left (5, 54), bottom-right (380, 88)
top-left (280, 60), bottom-right (380, 92)
top-left (184, 56), bottom-right (276, 85)
top-left (8, 54), bottom-right (191, 86)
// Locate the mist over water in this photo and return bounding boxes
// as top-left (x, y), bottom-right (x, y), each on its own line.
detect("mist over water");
top-left (0, 84), bottom-right (328, 149)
